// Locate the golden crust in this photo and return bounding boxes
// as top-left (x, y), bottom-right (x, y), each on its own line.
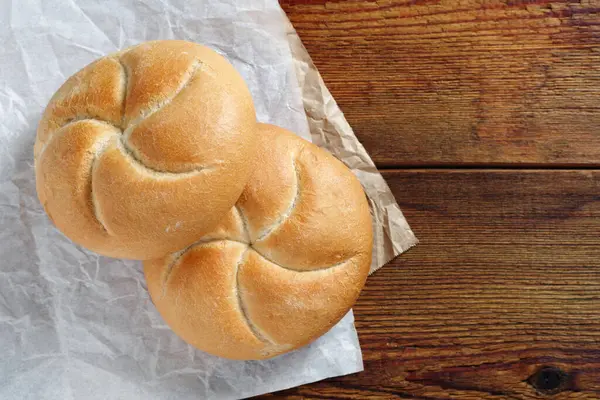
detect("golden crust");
top-left (144, 124), bottom-right (373, 360)
top-left (35, 40), bottom-right (258, 259)
top-left (145, 241), bottom-right (266, 360)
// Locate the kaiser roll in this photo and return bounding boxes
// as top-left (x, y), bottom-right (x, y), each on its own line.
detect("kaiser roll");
top-left (144, 124), bottom-right (373, 360)
top-left (34, 40), bottom-right (259, 260)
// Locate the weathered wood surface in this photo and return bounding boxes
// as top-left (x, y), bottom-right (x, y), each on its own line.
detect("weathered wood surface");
top-left (261, 170), bottom-right (600, 399)
top-left (281, 0), bottom-right (600, 166)
top-left (267, 1), bottom-right (600, 398)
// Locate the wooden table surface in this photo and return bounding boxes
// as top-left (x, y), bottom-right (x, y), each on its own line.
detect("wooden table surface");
top-left (263, 1), bottom-right (600, 399)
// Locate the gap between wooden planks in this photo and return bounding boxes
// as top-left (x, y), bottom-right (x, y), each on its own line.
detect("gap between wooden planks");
top-left (274, 1), bottom-right (600, 399)
top-left (281, 0), bottom-right (600, 167)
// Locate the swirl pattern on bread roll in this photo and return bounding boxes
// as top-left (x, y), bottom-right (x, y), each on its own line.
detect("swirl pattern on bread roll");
top-left (34, 40), bottom-right (258, 259)
top-left (144, 124), bottom-right (373, 360)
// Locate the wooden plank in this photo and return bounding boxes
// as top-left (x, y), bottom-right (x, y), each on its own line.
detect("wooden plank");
top-left (260, 170), bottom-right (600, 399)
top-left (281, 1), bottom-right (600, 167)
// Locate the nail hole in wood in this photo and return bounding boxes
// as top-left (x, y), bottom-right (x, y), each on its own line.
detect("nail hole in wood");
top-left (527, 366), bottom-right (569, 394)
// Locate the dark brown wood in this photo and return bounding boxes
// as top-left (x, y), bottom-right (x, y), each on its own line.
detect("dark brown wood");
top-left (259, 170), bottom-right (600, 399)
top-left (273, 1), bottom-right (600, 398)
top-left (281, 0), bottom-right (600, 167)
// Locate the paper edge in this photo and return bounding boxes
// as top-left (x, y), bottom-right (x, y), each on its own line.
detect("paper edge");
top-left (281, 12), bottom-right (419, 275)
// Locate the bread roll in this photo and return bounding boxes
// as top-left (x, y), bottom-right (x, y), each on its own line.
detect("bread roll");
top-left (144, 124), bottom-right (373, 360)
top-left (34, 40), bottom-right (258, 259)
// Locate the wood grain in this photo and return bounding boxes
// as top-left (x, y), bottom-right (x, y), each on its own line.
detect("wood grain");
top-left (280, 0), bottom-right (600, 167)
top-left (260, 170), bottom-right (600, 399)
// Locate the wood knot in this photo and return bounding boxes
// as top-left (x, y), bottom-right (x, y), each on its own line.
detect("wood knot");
top-left (527, 366), bottom-right (570, 394)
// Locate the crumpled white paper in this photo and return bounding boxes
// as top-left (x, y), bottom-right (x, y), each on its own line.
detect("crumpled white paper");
top-left (0, 0), bottom-right (378, 400)
top-left (0, 1), bottom-right (366, 399)
top-left (2, 0), bottom-right (420, 398)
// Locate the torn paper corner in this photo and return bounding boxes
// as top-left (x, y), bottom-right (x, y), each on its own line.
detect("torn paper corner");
top-left (283, 17), bottom-right (418, 274)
